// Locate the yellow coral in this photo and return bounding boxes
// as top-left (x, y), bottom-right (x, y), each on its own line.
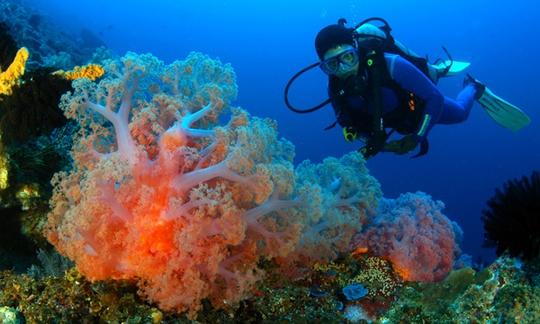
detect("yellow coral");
top-left (0, 47), bottom-right (29, 96)
top-left (16, 184), bottom-right (40, 210)
top-left (54, 63), bottom-right (105, 81)
top-left (0, 153), bottom-right (8, 190)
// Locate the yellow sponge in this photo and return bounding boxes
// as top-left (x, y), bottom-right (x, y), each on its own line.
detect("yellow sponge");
top-left (53, 63), bottom-right (105, 81)
top-left (0, 47), bottom-right (29, 96)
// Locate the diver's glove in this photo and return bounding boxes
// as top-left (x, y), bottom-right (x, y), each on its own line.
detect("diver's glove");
top-left (359, 145), bottom-right (377, 159)
top-left (359, 130), bottom-right (389, 160)
top-left (384, 134), bottom-right (419, 155)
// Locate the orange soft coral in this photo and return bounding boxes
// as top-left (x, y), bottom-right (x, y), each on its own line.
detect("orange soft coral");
top-left (46, 52), bottom-right (300, 318)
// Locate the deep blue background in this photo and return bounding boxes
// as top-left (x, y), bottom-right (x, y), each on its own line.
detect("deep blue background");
top-left (27, 0), bottom-right (540, 262)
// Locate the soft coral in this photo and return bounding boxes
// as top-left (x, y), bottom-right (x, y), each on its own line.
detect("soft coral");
top-left (46, 52), bottom-right (300, 317)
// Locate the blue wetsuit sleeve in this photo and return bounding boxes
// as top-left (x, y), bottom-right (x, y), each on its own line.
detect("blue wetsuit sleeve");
top-left (386, 55), bottom-right (444, 142)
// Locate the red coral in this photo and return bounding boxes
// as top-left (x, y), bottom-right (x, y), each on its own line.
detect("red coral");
top-left (45, 52), bottom-right (299, 318)
top-left (352, 192), bottom-right (460, 282)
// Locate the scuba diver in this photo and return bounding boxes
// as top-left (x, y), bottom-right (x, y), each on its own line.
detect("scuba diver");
top-left (284, 18), bottom-right (531, 159)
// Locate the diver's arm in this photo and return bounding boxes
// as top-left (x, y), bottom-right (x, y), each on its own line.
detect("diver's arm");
top-left (385, 54), bottom-right (444, 142)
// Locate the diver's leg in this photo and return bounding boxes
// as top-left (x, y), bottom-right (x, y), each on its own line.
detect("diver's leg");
top-left (437, 84), bottom-right (477, 124)
top-left (427, 66), bottom-right (439, 84)
top-left (396, 42), bottom-right (471, 82)
top-left (395, 40), bottom-right (448, 84)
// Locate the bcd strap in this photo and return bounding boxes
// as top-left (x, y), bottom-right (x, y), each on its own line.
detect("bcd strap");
top-left (362, 50), bottom-right (388, 156)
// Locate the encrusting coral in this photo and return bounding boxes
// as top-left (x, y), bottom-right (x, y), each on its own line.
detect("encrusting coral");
top-left (381, 257), bottom-right (540, 323)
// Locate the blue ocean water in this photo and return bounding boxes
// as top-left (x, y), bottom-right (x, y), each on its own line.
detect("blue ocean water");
top-left (26, 0), bottom-right (540, 262)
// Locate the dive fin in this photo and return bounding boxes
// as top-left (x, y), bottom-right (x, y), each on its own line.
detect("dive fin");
top-left (411, 138), bottom-right (429, 158)
top-left (478, 87), bottom-right (531, 132)
top-left (433, 60), bottom-right (471, 77)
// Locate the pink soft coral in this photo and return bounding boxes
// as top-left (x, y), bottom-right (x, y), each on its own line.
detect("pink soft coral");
top-left (352, 192), bottom-right (461, 282)
top-left (45, 52), bottom-right (300, 317)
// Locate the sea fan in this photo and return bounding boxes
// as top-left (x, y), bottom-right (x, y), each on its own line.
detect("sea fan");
top-left (482, 171), bottom-right (540, 260)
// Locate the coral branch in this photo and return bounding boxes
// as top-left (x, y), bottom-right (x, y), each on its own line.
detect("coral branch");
top-left (85, 94), bottom-right (137, 163)
top-left (96, 180), bottom-right (132, 222)
top-left (161, 197), bottom-right (215, 221)
top-left (173, 159), bottom-right (249, 192)
top-left (179, 102), bottom-right (215, 137)
top-left (244, 191), bottom-right (299, 226)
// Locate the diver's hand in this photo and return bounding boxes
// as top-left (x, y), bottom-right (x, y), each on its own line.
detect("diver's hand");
top-left (359, 146), bottom-right (375, 159)
top-left (359, 130), bottom-right (390, 160)
top-left (384, 135), bottom-right (419, 155)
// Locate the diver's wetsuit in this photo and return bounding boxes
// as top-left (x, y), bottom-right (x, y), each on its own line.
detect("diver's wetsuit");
top-left (334, 53), bottom-right (477, 142)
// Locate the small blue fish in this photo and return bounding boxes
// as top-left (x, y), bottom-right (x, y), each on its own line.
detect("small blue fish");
top-left (329, 177), bottom-right (341, 192)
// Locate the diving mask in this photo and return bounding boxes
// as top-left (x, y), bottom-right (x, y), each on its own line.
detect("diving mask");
top-left (320, 48), bottom-right (359, 75)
